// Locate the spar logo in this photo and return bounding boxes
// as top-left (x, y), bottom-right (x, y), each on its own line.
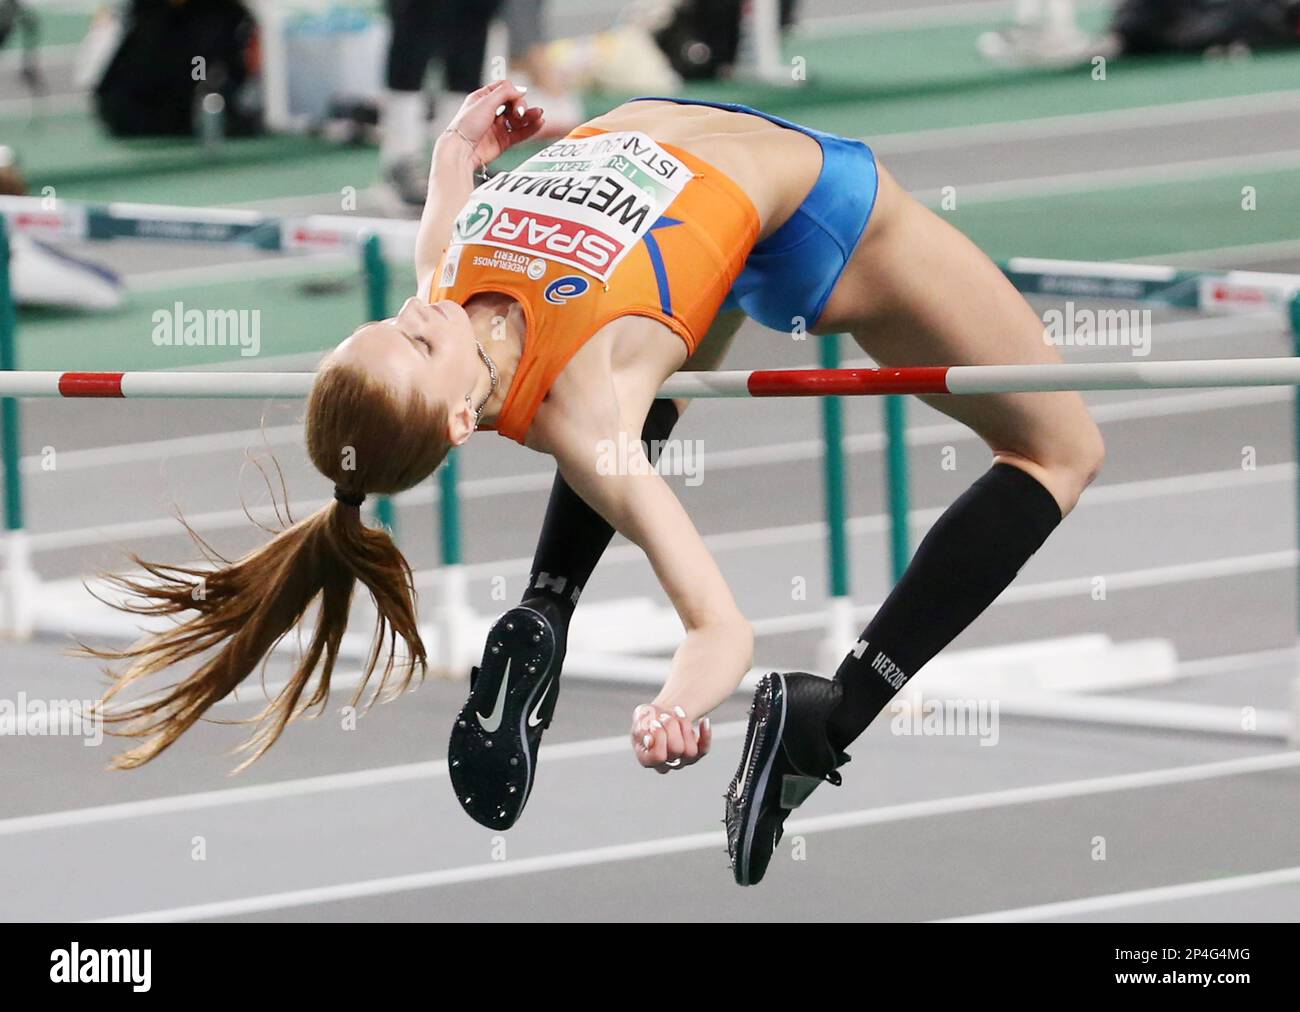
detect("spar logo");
top-left (545, 275), bottom-right (590, 304)
top-left (457, 202), bottom-right (494, 240)
top-left (487, 208), bottom-right (622, 273)
top-left (287, 227), bottom-right (344, 250)
top-left (1206, 282), bottom-right (1270, 307)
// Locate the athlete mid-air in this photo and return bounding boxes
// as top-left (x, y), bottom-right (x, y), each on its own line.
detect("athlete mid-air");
top-left (92, 81), bottom-right (1101, 887)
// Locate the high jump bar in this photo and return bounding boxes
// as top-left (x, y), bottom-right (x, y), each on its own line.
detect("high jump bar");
top-left (4, 359), bottom-right (1300, 399)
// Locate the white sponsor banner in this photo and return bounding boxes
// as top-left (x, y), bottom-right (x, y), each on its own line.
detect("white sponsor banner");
top-left (1197, 274), bottom-right (1300, 312)
top-left (447, 131), bottom-right (693, 283)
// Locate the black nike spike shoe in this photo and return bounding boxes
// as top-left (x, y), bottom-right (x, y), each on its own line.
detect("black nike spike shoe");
top-left (725, 672), bottom-right (849, 886)
top-left (448, 598), bottom-right (567, 830)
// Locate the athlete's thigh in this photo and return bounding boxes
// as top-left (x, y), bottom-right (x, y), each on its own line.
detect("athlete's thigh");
top-left (831, 166), bottom-right (1097, 471)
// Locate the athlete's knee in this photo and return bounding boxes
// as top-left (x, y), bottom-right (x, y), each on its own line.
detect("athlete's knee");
top-left (1075, 421), bottom-right (1106, 489)
top-left (1059, 414), bottom-right (1105, 493)
top-left (995, 416), bottom-right (1103, 517)
top-left (1039, 422), bottom-right (1105, 515)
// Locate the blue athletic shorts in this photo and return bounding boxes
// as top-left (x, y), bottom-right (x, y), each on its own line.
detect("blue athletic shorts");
top-left (631, 96), bottom-right (879, 331)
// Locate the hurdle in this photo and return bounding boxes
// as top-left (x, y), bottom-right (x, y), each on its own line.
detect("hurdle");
top-left (3, 196), bottom-right (1300, 745)
top-left (5, 357), bottom-right (1300, 400)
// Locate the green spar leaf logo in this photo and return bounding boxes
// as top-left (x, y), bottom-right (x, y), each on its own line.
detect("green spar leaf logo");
top-left (458, 202), bottom-right (494, 239)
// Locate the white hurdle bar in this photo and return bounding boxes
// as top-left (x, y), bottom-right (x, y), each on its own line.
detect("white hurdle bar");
top-left (7, 357), bottom-right (1300, 399)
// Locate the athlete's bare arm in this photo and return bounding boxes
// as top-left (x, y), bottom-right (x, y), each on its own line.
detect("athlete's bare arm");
top-left (414, 80), bottom-right (544, 295)
top-left (543, 386), bottom-right (753, 770)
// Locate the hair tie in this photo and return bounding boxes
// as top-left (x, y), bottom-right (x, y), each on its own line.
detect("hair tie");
top-left (333, 486), bottom-right (366, 508)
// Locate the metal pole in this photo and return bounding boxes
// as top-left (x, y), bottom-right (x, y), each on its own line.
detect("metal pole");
top-left (0, 216), bottom-right (36, 637)
top-left (361, 235), bottom-right (396, 536)
top-left (0, 219), bottom-right (21, 532)
top-left (884, 394), bottom-right (911, 582)
top-left (1290, 293), bottom-right (1300, 746)
top-left (816, 333), bottom-right (854, 674)
top-left (819, 334), bottom-right (849, 598)
top-left (439, 453), bottom-right (462, 566)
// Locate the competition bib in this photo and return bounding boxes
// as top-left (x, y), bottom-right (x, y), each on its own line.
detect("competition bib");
top-left (442, 131), bottom-right (693, 286)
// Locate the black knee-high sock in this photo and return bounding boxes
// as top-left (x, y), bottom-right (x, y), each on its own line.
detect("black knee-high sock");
top-left (523, 398), bottom-right (681, 621)
top-left (827, 463), bottom-right (1063, 750)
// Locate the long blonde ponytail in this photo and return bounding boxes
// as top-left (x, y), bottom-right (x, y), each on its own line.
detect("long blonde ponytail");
top-left (86, 358), bottom-right (454, 769)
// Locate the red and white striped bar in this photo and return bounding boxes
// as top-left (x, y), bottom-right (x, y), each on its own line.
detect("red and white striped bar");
top-left (664, 358), bottom-right (1300, 397)
top-left (0, 371), bottom-right (317, 398)
top-left (4, 358), bottom-right (1300, 399)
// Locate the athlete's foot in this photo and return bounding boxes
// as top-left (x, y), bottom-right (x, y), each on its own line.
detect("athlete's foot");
top-left (448, 598), bottom-right (567, 830)
top-left (725, 672), bottom-right (849, 886)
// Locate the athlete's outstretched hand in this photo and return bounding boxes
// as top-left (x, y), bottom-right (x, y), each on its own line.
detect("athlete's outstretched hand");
top-left (443, 79), bottom-right (546, 169)
top-left (631, 703), bottom-right (713, 774)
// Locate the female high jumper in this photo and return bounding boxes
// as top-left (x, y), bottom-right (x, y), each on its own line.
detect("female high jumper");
top-left (95, 80), bottom-right (1102, 886)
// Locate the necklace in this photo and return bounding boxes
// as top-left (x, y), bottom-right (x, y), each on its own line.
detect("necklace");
top-left (472, 340), bottom-right (498, 427)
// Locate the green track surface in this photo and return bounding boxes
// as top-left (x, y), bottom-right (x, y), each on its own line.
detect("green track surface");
top-left (950, 164), bottom-right (1300, 262)
top-left (28, 9), bottom-right (92, 47)
top-left (11, 9), bottom-right (1300, 207)
top-left (12, 266), bottom-right (411, 371)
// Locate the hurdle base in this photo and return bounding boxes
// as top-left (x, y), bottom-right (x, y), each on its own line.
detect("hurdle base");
top-left (1290, 641), bottom-right (1300, 748)
top-left (816, 594), bottom-right (860, 677)
top-left (0, 530), bottom-right (38, 640)
top-left (428, 564), bottom-right (477, 680)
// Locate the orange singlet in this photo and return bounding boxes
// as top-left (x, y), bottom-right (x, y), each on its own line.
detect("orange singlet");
top-left (430, 126), bottom-right (760, 444)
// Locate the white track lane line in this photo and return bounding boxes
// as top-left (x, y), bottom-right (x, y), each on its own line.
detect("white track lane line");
top-left (20, 422), bottom-right (306, 473)
top-left (796, 0), bottom-right (1100, 36)
top-left (91, 749), bottom-right (1300, 923)
top-left (939, 865), bottom-right (1300, 923)
top-left (1176, 646), bottom-right (1300, 680)
top-left (424, 464), bottom-right (1294, 589)
top-left (34, 460), bottom-right (1290, 635)
top-left (120, 546), bottom-right (1296, 706)
top-left (0, 723), bottom-right (748, 837)
top-left (914, 149), bottom-right (1300, 207)
top-left (869, 90), bottom-right (1300, 155)
top-left (1134, 237), bottom-right (1300, 268)
top-left (747, 549), bottom-right (1298, 637)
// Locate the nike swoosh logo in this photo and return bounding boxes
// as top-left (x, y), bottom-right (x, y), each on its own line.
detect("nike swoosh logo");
top-left (734, 721), bottom-right (762, 798)
top-left (476, 658), bottom-right (511, 732)
top-left (527, 676), bottom-right (551, 728)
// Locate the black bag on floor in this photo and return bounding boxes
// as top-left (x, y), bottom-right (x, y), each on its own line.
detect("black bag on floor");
top-left (94, 0), bottom-right (261, 137)
top-left (1113, 0), bottom-right (1300, 54)
top-left (653, 0), bottom-right (800, 80)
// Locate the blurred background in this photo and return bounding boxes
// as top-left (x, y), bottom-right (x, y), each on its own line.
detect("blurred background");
top-left (2, 0), bottom-right (1300, 923)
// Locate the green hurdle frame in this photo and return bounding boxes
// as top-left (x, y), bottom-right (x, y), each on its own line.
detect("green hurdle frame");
top-left (0, 218), bottom-right (21, 535)
top-left (1292, 293), bottom-right (1300, 691)
top-left (360, 234), bottom-right (462, 567)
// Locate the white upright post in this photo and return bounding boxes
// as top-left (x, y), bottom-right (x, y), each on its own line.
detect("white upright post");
top-left (0, 530), bottom-right (37, 639)
top-left (252, 0), bottom-right (294, 132)
top-left (1289, 650), bottom-right (1300, 747)
top-left (817, 594), bottom-right (857, 678)
top-left (432, 563), bottom-right (477, 679)
top-left (737, 0), bottom-right (794, 86)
